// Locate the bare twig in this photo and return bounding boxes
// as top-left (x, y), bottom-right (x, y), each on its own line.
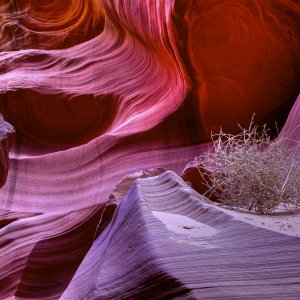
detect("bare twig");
top-left (195, 122), bottom-right (300, 214)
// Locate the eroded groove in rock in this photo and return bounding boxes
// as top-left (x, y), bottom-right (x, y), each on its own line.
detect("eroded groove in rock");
top-left (0, 204), bottom-right (116, 299)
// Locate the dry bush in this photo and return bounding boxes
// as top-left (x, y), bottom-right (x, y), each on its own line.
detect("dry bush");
top-left (195, 121), bottom-right (300, 214)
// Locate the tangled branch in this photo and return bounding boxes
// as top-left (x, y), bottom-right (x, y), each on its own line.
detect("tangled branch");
top-left (195, 120), bottom-right (300, 214)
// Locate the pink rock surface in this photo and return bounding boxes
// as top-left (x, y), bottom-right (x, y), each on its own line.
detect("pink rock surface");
top-left (280, 94), bottom-right (300, 154)
top-left (0, 0), bottom-right (299, 299)
top-left (0, 114), bottom-right (14, 188)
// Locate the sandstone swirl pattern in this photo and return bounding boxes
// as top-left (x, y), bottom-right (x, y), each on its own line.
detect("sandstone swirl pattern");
top-left (0, 0), bottom-right (299, 299)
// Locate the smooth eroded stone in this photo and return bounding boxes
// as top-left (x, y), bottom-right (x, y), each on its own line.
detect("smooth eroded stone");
top-left (62, 171), bottom-right (300, 299)
top-left (0, 114), bottom-right (14, 188)
top-left (177, 0), bottom-right (300, 136)
top-left (108, 168), bottom-right (166, 206)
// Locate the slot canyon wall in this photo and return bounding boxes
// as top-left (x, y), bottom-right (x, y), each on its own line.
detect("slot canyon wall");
top-left (0, 0), bottom-right (299, 299)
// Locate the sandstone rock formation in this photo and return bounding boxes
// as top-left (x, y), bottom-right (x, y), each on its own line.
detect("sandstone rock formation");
top-left (0, 114), bottom-right (14, 188)
top-left (62, 171), bottom-right (300, 299)
top-left (0, 0), bottom-right (299, 298)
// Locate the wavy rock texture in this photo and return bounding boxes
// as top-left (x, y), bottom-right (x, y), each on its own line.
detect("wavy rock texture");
top-left (62, 171), bottom-right (300, 299)
top-left (0, 0), bottom-right (299, 299)
top-left (0, 0), bottom-right (104, 50)
top-left (0, 114), bottom-right (14, 188)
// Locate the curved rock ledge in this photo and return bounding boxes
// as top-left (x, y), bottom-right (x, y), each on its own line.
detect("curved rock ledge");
top-left (62, 171), bottom-right (300, 299)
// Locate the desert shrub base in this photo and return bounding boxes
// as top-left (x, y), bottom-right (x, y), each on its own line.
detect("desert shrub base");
top-left (195, 123), bottom-right (300, 214)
